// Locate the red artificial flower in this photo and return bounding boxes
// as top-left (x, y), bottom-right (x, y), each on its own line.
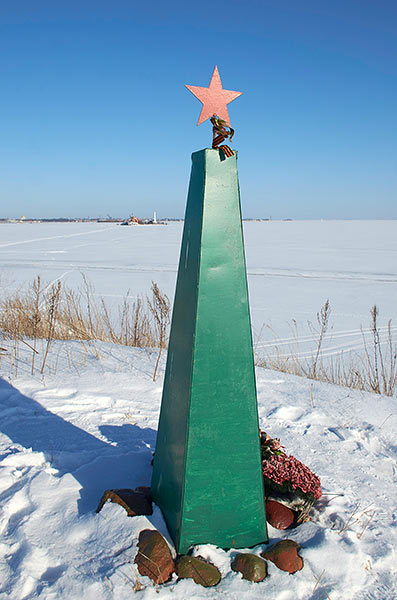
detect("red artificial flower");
top-left (262, 453), bottom-right (322, 500)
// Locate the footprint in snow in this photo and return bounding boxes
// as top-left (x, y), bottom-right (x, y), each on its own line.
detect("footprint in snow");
top-left (16, 546), bottom-right (67, 598)
top-left (0, 488), bottom-right (34, 537)
top-left (269, 406), bottom-right (306, 422)
top-left (34, 388), bottom-right (78, 400)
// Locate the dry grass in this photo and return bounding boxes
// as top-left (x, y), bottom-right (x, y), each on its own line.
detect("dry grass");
top-left (148, 282), bottom-right (170, 382)
top-left (255, 300), bottom-right (397, 398)
top-left (1, 278), bottom-right (396, 397)
top-left (0, 275), bottom-right (170, 375)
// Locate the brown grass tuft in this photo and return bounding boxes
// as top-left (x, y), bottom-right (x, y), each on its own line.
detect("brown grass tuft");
top-left (0, 275), bottom-right (170, 375)
top-left (255, 300), bottom-right (396, 398)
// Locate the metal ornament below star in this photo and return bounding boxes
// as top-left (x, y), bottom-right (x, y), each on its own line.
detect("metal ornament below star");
top-left (185, 65), bottom-right (242, 126)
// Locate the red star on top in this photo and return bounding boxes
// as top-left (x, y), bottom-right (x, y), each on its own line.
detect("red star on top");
top-left (185, 66), bottom-right (242, 126)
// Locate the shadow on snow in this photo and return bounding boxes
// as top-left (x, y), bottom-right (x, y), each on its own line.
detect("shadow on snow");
top-left (0, 377), bottom-right (157, 516)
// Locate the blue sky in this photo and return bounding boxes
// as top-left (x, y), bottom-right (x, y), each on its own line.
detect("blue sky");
top-left (1, 1), bottom-right (396, 219)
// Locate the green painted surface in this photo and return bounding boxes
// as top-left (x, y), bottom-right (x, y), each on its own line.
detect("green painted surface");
top-left (151, 149), bottom-right (267, 554)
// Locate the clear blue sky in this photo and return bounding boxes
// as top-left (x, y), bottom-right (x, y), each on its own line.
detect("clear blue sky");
top-left (1, 1), bottom-right (396, 219)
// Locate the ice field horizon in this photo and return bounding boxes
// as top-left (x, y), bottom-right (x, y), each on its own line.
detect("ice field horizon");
top-left (1, 219), bottom-right (396, 362)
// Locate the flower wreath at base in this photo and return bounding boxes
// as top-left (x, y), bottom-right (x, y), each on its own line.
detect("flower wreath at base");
top-left (260, 430), bottom-right (322, 523)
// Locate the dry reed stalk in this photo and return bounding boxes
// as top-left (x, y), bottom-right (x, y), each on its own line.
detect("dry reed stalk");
top-left (31, 275), bottom-right (41, 374)
top-left (40, 281), bottom-right (61, 374)
top-left (148, 281), bottom-right (170, 382)
top-left (312, 569), bottom-right (332, 600)
top-left (311, 299), bottom-right (330, 380)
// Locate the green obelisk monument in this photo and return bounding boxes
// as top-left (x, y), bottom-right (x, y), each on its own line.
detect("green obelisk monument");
top-left (151, 67), bottom-right (267, 554)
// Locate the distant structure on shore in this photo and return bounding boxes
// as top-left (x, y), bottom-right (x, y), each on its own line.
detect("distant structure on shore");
top-left (0, 210), bottom-right (167, 224)
top-left (120, 210), bottom-right (164, 226)
top-left (0, 214), bottom-right (293, 224)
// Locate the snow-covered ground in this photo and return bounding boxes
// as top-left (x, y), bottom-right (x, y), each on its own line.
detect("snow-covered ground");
top-left (0, 341), bottom-right (396, 599)
top-left (0, 220), bottom-right (396, 598)
top-left (1, 220), bottom-right (396, 362)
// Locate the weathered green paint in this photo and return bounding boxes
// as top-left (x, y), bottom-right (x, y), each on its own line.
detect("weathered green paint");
top-left (151, 149), bottom-right (267, 554)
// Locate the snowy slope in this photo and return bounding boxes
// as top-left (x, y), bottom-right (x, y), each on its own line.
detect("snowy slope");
top-left (0, 342), bottom-right (396, 599)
